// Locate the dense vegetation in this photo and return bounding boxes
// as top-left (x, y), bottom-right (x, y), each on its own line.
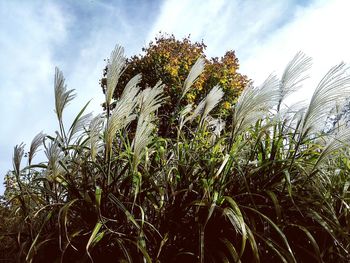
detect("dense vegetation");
top-left (102, 35), bottom-right (249, 137)
top-left (1, 43), bottom-right (350, 262)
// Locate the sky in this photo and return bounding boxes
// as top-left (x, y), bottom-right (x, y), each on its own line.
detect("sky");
top-left (1, 0), bottom-right (350, 194)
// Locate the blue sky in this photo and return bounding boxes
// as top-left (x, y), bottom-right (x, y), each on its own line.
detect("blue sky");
top-left (1, 0), bottom-right (350, 193)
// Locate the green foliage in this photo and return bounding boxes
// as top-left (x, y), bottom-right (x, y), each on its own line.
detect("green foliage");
top-left (1, 46), bottom-right (350, 263)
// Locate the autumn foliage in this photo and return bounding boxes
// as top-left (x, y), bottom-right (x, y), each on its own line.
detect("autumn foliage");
top-left (101, 34), bottom-right (249, 135)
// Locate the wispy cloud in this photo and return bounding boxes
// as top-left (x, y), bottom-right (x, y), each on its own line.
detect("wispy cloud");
top-left (148, 0), bottom-right (306, 57)
top-left (241, 0), bottom-right (350, 88)
top-left (150, 0), bottom-right (350, 98)
top-left (0, 2), bottom-right (68, 188)
top-left (0, 0), bottom-right (158, 193)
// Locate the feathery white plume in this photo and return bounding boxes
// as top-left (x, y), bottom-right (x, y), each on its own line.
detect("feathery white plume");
top-left (301, 63), bottom-right (350, 137)
top-left (28, 132), bottom-right (45, 165)
top-left (184, 99), bottom-right (206, 124)
top-left (13, 143), bottom-right (25, 176)
top-left (54, 68), bottom-right (75, 122)
top-left (279, 52), bottom-right (312, 105)
top-left (89, 115), bottom-right (104, 161)
top-left (202, 85), bottom-right (224, 119)
top-left (138, 81), bottom-right (165, 118)
top-left (181, 56), bottom-right (205, 99)
top-left (44, 140), bottom-right (64, 179)
top-left (132, 82), bottom-right (165, 167)
top-left (184, 85), bottom-right (224, 125)
top-left (132, 116), bottom-right (155, 166)
top-left (179, 104), bottom-right (193, 129)
top-left (314, 126), bottom-right (350, 169)
top-left (69, 113), bottom-right (93, 140)
top-left (105, 75), bottom-right (140, 156)
top-left (232, 75), bottom-right (280, 135)
top-left (106, 45), bottom-right (127, 106)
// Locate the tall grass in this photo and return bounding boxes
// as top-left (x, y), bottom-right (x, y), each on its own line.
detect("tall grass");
top-left (1, 47), bottom-right (350, 263)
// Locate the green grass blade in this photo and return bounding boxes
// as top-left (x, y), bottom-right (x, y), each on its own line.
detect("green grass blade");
top-left (242, 205), bottom-right (297, 263)
top-left (86, 221), bottom-right (103, 262)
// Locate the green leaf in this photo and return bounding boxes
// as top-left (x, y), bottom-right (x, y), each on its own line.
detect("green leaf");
top-left (242, 205), bottom-right (297, 263)
top-left (95, 186), bottom-right (102, 208)
top-left (69, 100), bottom-right (91, 133)
top-left (283, 170), bottom-right (292, 197)
top-left (219, 238), bottom-right (241, 263)
top-left (109, 193), bottom-right (140, 230)
top-left (223, 196), bottom-right (247, 258)
top-left (266, 190), bottom-right (282, 222)
top-left (86, 221), bottom-right (103, 262)
top-left (246, 226), bottom-right (260, 263)
top-left (288, 224), bottom-right (322, 263)
top-left (26, 211), bottom-right (53, 262)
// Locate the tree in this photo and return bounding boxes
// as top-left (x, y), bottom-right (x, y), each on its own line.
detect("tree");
top-left (101, 34), bottom-right (249, 136)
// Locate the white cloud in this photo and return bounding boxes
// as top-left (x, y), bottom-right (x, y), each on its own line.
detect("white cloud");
top-left (148, 0), bottom-right (297, 57)
top-left (0, 1), bottom-right (156, 194)
top-left (242, 0), bottom-right (350, 88)
top-left (0, 2), bottom-right (69, 189)
top-left (149, 0), bottom-right (350, 101)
